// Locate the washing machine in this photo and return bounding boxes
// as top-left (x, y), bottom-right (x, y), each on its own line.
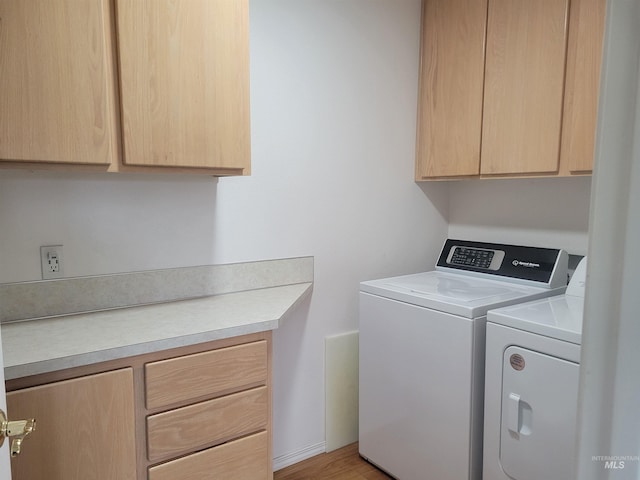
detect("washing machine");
top-left (358, 239), bottom-right (569, 480)
top-left (482, 257), bottom-right (587, 480)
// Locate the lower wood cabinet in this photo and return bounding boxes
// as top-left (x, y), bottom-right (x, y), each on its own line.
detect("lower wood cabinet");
top-left (5, 332), bottom-right (273, 480)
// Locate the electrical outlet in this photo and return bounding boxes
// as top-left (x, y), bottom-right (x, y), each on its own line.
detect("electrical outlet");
top-left (40, 245), bottom-right (64, 280)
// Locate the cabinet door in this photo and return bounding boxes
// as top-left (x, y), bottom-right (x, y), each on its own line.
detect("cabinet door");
top-left (0, 0), bottom-right (118, 165)
top-left (116, 0), bottom-right (250, 172)
top-left (7, 369), bottom-right (136, 480)
top-left (415, 0), bottom-right (488, 179)
top-left (481, 0), bottom-right (569, 175)
top-left (0, 327), bottom-right (12, 478)
top-left (560, 0), bottom-right (606, 174)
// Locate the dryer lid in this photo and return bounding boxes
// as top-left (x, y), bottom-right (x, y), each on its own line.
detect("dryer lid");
top-left (488, 295), bottom-right (583, 344)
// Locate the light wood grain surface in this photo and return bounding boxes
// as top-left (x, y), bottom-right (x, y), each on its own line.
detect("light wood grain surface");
top-left (481, 0), bottom-right (569, 175)
top-left (146, 385), bottom-right (268, 461)
top-left (0, 0), bottom-right (118, 165)
top-left (145, 340), bottom-right (268, 409)
top-left (416, 0), bottom-right (488, 179)
top-left (560, 0), bottom-right (606, 175)
top-left (275, 443), bottom-right (391, 480)
top-left (7, 369), bottom-right (136, 480)
top-left (115, 0), bottom-right (250, 171)
top-left (149, 431), bottom-right (270, 480)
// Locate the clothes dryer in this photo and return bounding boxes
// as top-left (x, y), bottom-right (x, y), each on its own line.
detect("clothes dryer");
top-left (482, 258), bottom-right (587, 480)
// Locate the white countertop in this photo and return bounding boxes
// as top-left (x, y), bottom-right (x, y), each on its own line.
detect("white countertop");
top-left (2, 282), bottom-right (312, 380)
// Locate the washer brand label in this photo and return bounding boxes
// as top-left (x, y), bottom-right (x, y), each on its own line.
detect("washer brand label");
top-left (510, 354), bottom-right (525, 371)
top-left (512, 260), bottom-right (541, 268)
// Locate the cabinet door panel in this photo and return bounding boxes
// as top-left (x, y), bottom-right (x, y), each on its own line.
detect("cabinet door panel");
top-left (481, 0), bottom-right (569, 175)
top-left (116, 0), bottom-right (250, 171)
top-left (560, 0), bottom-right (606, 174)
top-left (0, 0), bottom-right (117, 165)
top-left (416, 0), bottom-right (488, 178)
top-left (7, 369), bottom-right (136, 480)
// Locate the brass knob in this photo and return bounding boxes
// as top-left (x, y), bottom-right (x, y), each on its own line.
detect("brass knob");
top-left (0, 409), bottom-right (36, 457)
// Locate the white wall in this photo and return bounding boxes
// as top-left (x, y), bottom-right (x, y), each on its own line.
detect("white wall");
top-left (0, 0), bottom-right (596, 467)
top-left (0, 171), bottom-right (219, 282)
top-left (0, 0), bottom-right (448, 464)
top-left (214, 0), bottom-right (448, 461)
top-left (449, 177), bottom-right (592, 255)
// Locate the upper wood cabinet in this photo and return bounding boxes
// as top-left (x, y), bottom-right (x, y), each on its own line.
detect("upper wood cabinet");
top-left (115, 0), bottom-right (250, 173)
top-left (0, 0), bottom-right (250, 176)
top-left (481, 0), bottom-right (569, 175)
top-left (0, 0), bottom-right (119, 166)
top-left (560, 0), bottom-right (606, 175)
top-left (415, 0), bottom-right (487, 178)
top-left (415, 0), bottom-right (606, 180)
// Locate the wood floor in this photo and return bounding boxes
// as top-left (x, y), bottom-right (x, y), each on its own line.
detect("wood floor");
top-left (274, 443), bottom-right (393, 480)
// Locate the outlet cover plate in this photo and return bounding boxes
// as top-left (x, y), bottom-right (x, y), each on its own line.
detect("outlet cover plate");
top-left (40, 245), bottom-right (64, 280)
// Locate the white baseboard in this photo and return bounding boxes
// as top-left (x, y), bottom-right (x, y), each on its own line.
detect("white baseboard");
top-left (273, 441), bottom-right (326, 472)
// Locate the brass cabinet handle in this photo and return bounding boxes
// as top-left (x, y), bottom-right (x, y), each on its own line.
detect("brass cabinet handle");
top-left (0, 409), bottom-right (36, 457)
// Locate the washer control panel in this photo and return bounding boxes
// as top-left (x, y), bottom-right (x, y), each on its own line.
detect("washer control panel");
top-left (446, 245), bottom-right (505, 270)
top-left (436, 239), bottom-right (568, 288)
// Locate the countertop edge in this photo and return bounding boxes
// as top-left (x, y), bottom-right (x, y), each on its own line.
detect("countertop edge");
top-left (276, 283), bottom-right (314, 328)
top-left (3, 282), bottom-right (313, 380)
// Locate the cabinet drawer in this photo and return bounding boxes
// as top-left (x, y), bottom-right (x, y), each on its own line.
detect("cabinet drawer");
top-left (148, 430), bottom-right (269, 480)
top-left (145, 340), bottom-right (267, 409)
top-left (146, 386), bottom-right (268, 461)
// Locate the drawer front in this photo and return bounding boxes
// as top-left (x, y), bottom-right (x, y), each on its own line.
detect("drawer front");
top-left (145, 340), bottom-right (267, 409)
top-left (147, 386), bottom-right (268, 461)
top-left (148, 430), bottom-right (270, 480)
